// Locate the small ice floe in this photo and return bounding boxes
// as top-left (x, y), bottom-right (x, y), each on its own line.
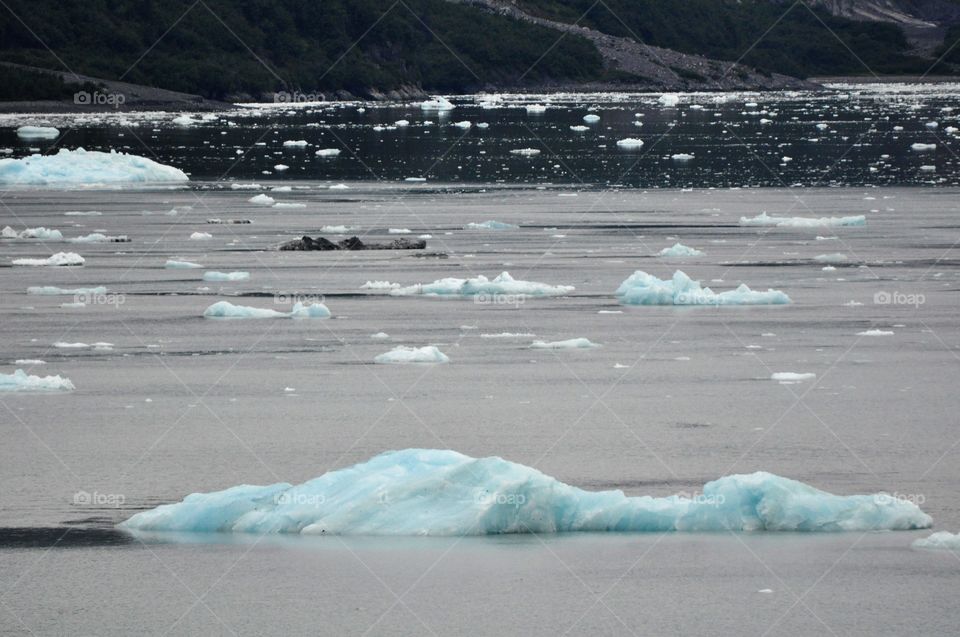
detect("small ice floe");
top-left (857, 329), bottom-right (894, 336)
top-left (465, 220), bottom-right (518, 230)
top-left (28, 285), bottom-right (106, 296)
top-left (321, 225), bottom-right (358, 233)
top-left (230, 183), bottom-right (261, 190)
top-left (451, 121), bottom-right (472, 129)
top-left (395, 120), bottom-right (409, 127)
top-left (659, 242), bottom-right (703, 257)
top-left (758, 589), bottom-right (774, 594)
top-left (370, 332), bottom-right (390, 340)
top-left (361, 281), bottom-right (401, 292)
top-left (404, 177), bottom-right (426, 182)
top-left (920, 165), bottom-right (936, 172)
top-left (190, 232), bottom-right (213, 240)
top-left (282, 140), bottom-right (308, 147)
top-left (203, 301), bottom-right (330, 319)
top-left (509, 148), bottom-right (540, 156)
top-left (570, 125), bottom-right (590, 132)
top-left (658, 93), bottom-right (680, 107)
top-left (671, 153), bottom-right (694, 162)
top-left (912, 531), bottom-right (960, 550)
top-left (315, 148), bottom-right (341, 157)
top-left (15, 359), bottom-right (45, 365)
top-left (203, 271), bottom-right (250, 282)
top-left (390, 271), bottom-right (574, 297)
top-left (70, 233), bottom-right (129, 243)
top-left (388, 228), bottom-right (411, 234)
top-left (16, 126), bottom-right (59, 140)
top-left (64, 210), bottom-right (102, 216)
top-left (771, 372), bottom-right (816, 384)
top-left (172, 115), bottom-right (198, 126)
top-left (530, 338), bottom-right (599, 349)
top-left (616, 270), bottom-right (790, 306)
top-left (248, 194), bottom-right (275, 206)
top-left (911, 143), bottom-right (936, 152)
top-left (2, 226), bottom-right (63, 240)
top-left (12, 252), bottom-right (84, 266)
top-left (165, 259), bottom-right (203, 269)
top-left (54, 341), bottom-right (113, 350)
top-left (814, 253), bottom-right (847, 263)
top-left (329, 183), bottom-right (349, 190)
top-left (274, 202), bottom-right (306, 209)
top-left (0, 369), bottom-right (74, 392)
top-left (583, 114), bottom-right (600, 123)
top-left (420, 96), bottom-right (455, 111)
top-left (616, 138), bottom-right (644, 149)
top-left (374, 345), bottom-right (449, 364)
top-left (480, 332), bottom-right (535, 339)
top-left (525, 104), bottom-right (548, 114)
top-left (273, 164), bottom-right (289, 172)
top-left (740, 212), bottom-right (865, 227)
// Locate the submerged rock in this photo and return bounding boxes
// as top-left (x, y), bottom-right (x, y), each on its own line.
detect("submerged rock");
top-left (279, 235), bottom-right (426, 251)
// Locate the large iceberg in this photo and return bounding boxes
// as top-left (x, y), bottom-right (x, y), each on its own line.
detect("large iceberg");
top-left (203, 301), bottom-right (330, 319)
top-left (390, 272), bottom-right (574, 297)
top-left (119, 449), bottom-right (932, 536)
top-left (0, 369), bottom-right (74, 392)
top-left (740, 212), bottom-right (866, 228)
top-left (616, 270), bottom-right (790, 306)
top-left (0, 148), bottom-right (188, 186)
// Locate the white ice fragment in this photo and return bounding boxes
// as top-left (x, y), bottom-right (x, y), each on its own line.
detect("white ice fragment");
top-left (530, 338), bottom-right (599, 349)
top-left (616, 270), bottom-right (790, 306)
top-left (374, 346), bottom-right (449, 364)
top-left (0, 369), bottom-right (74, 392)
top-left (12, 252), bottom-right (84, 266)
top-left (0, 148), bottom-right (188, 186)
top-left (202, 271), bottom-right (250, 282)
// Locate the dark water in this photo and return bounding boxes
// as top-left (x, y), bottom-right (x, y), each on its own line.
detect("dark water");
top-left (1, 84), bottom-right (959, 187)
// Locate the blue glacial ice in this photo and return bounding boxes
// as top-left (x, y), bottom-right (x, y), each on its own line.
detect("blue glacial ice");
top-left (659, 242), bottom-right (703, 257)
top-left (203, 301), bottom-right (330, 319)
top-left (0, 369), bottom-right (75, 392)
top-left (2, 226), bottom-right (63, 240)
top-left (202, 271), bottom-right (250, 282)
top-left (165, 259), bottom-right (203, 269)
top-left (374, 346), bottom-right (450, 364)
top-left (616, 270), bottom-right (791, 306)
top-left (119, 449), bottom-right (932, 536)
top-left (464, 220), bottom-right (519, 230)
top-left (740, 212), bottom-right (866, 228)
top-left (912, 531), bottom-right (960, 550)
top-left (390, 272), bottom-right (574, 297)
top-left (0, 148), bottom-right (188, 186)
top-left (15, 125), bottom-right (59, 140)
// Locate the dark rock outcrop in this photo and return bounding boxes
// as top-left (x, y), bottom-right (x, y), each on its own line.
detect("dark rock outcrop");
top-left (279, 235), bottom-right (427, 251)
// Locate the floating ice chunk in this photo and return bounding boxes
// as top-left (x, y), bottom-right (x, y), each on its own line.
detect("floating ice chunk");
top-left (570, 125), bottom-right (590, 132)
top-left (451, 121), bottom-right (472, 129)
top-left (202, 271), bottom-right (250, 282)
top-left (282, 140), bottom-right (308, 147)
top-left (165, 259), bottom-right (203, 269)
top-left (465, 220), bottom-right (518, 230)
top-left (273, 164), bottom-right (289, 172)
top-left (530, 338), bottom-right (598, 349)
top-left (912, 531), bottom-right (960, 550)
top-left (671, 153), bottom-right (694, 162)
top-left (814, 253), bottom-right (847, 263)
top-left (920, 165), bottom-right (936, 172)
top-left (370, 332), bottom-right (390, 340)
top-left (857, 329), bottom-right (893, 336)
top-left (172, 115), bottom-right (198, 126)
top-left (274, 202), bottom-right (306, 209)
top-left (740, 212), bottom-right (865, 228)
top-left (480, 332), bottom-right (536, 339)
top-left (771, 372), bottom-right (816, 383)
top-left (315, 148), bottom-right (341, 157)
top-left (70, 232), bottom-right (128, 243)
top-left (321, 225), bottom-right (358, 233)
top-left (421, 96), bottom-right (455, 111)
top-left (54, 342), bottom-right (89, 348)
top-left (616, 138), bottom-right (644, 149)
top-left (203, 301), bottom-right (329, 319)
top-left (27, 285), bottom-right (106, 296)
top-left (329, 184), bottom-right (349, 190)
top-left (394, 120), bottom-right (409, 127)
top-left (120, 449), bottom-right (932, 536)
top-left (582, 114), bottom-right (600, 123)
top-left (616, 270), bottom-right (790, 306)
top-left (16, 126), bottom-right (59, 140)
top-left (404, 177), bottom-right (426, 182)
top-left (248, 194), bottom-right (275, 206)
top-left (230, 183), bottom-right (262, 190)
top-left (509, 148), bottom-right (540, 156)
top-left (64, 210), bottom-right (101, 216)
top-left (12, 252), bottom-right (84, 266)
top-left (0, 369), bottom-right (74, 392)
top-left (361, 281), bottom-right (401, 291)
top-left (0, 148), bottom-right (188, 186)
top-left (374, 346), bottom-right (449, 364)
top-left (388, 228), bottom-right (411, 234)
top-left (2, 226), bottom-right (63, 240)
top-left (390, 271), bottom-right (574, 297)
top-left (659, 242), bottom-right (703, 257)
top-left (658, 93), bottom-right (680, 107)
top-left (14, 359), bottom-right (45, 365)
top-left (911, 143), bottom-right (936, 152)
top-left (525, 104), bottom-right (547, 114)
top-left (189, 232), bottom-right (213, 240)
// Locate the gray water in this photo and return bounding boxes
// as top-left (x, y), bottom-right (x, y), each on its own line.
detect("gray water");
top-left (1, 180), bottom-right (959, 635)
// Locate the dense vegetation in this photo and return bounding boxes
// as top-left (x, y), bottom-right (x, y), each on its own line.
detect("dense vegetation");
top-left (518, 0), bottom-right (936, 77)
top-left (0, 0), bottom-right (604, 100)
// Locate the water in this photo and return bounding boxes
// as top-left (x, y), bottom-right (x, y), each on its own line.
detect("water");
top-left (2, 87), bottom-right (960, 635)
